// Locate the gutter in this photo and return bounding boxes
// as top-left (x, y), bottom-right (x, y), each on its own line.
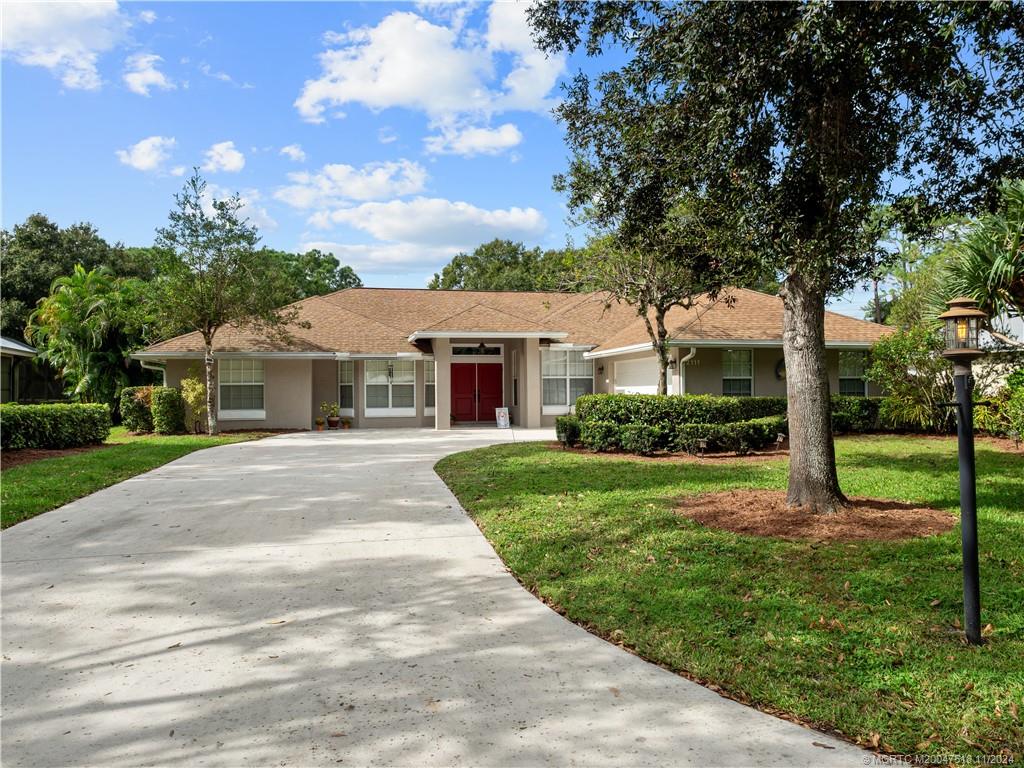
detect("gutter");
top-left (139, 359), bottom-right (167, 386)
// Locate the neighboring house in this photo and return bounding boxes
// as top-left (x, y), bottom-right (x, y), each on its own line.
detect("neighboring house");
top-left (132, 287), bottom-right (889, 430)
top-left (0, 336), bottom-right (37, 403)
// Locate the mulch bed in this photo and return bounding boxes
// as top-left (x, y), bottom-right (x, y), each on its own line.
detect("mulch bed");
top-left (677, 489), bottom-right (956, 543)
top-left (553, 443), bottom-right (789, 463)
top-left (1, 444), bottom-right (107, 470)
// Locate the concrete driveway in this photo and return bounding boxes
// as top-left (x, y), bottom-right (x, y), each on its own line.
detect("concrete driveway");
top-left (2, 429), bottom-right (867, 767)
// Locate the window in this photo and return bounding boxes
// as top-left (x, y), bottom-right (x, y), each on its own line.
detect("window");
top-left (365, 359), bottom-right (416, 416)
top-left (452, 345), bottom-right (502, 356)
top-left (219, 359), bottom-right (265, 419)
top-left (511, 349), bottom-right (519, 407)
top-left (424, 360), bottom-right (436, 414)
top-left (839, 351), bottom-right (868, 396)
top-left (542, 349), bottom-right (593, 414)
top-left (338, 360), bottom-right (354, 415)
top-left (722, 349), bottom-right (753, 397)
top-left (1, 356), bottom-right (12, 403)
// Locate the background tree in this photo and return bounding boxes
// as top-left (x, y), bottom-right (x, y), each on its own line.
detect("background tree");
top-left (261, 247), bottom-right (362, 301)
top-left (26, 266), bottom-right (151, 406)
top-left (153, 171), bottom-right (300, 435)
top-left (429, 239), bottom-right (580, 291)
top-left (531, 2), bottom-right (1024, 513)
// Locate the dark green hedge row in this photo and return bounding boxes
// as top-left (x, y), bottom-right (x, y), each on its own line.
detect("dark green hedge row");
top-left (0, 403), bottom-right (112, 450)
top-left (152, 388), bottom-right (186, 434)
top-left (562, 414), bottom-right (788, 455)
top-left (573, 393), bottom-right (883, 435)
top-left (120, 386), bottom-right (186, 434)
top-left (574, 394), bottom-right (788, 428)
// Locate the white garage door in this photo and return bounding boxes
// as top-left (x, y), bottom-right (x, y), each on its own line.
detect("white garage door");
top-left (614, 358), bottom-right (660, 394)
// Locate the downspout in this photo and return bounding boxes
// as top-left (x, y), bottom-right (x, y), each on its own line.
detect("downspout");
top-left (140, 360), bottom-right (166, 386)
top-left (676, 347), bottom-right (697, 394)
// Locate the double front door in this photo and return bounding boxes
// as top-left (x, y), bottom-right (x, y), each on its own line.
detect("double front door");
top-left (451, 362), bottom-right (503, 422)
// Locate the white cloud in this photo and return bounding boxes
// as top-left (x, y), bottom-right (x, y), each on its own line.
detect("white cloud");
top-left (298, 241), bottom-right (458, 274)
top-left (275, 159), bottom-right (428, 208)
top-left (201, 140), bottom-right (245, 173)
top-left (199, 62), bottom-right (253, 89)
top-left (123, 52), bottom-right (175, 96)
top-left (115, 135), bottom-right (176, 172)
top-left (2, 0), bottom-right (128, 90)
top-left (279, 144), bottom-right (306, 163)
top-left (310, 197), bottom-right (546, 247)
top-left (425, 121), bottom-right (522, 157)
top-left (294, 5), bottom-right (563, 125)
top-left (170, 165), bottom-right (186, 177)
top-left (201, 184), bottom-right (277, 231)
top-left (138, 9), bottom-right (157, 24)
top-left (377, 126), bottom-right (398, 145)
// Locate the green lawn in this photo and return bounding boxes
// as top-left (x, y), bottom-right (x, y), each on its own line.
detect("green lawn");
top-left (1, 427), bottom-right (273, 529)
top-left (436, 436), bottom-right (1023, 757)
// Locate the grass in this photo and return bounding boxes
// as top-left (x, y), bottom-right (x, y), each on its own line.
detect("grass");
top-left (436, 436), bottom-right (1024, 757)
top-left (1, 427), bottom-right (273, 529)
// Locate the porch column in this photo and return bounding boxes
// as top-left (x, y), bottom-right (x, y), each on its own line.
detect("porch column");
top-left (523, 337), bottom-right (542, 428)
top-left (434, 338), bottom-right (451, 430)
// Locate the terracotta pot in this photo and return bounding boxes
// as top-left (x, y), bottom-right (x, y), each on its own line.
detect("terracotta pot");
top-left (327, 416), bottom-right (341, 429)
top-left (315, 424), bottom-right (324, 431)
top-left (342, 422), bottom-right (351, 430)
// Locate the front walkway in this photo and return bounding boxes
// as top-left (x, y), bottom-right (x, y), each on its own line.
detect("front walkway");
top-left (1, 429), bottom-right (866, 766)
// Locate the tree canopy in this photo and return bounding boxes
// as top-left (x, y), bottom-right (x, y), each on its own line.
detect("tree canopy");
top-left (428, 239), bottom-right (580, 292)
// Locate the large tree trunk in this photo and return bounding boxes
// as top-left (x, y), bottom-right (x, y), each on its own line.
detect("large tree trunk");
top-left (779, 275), bottom-right (846, 513)
top-left (203, 336), bottom-right (218, 436)
top-left (643, 307), bottom-right (671, 395)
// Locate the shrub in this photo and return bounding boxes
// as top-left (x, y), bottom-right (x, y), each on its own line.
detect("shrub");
top-left (867, 328), bottom-right (955, 433)
top-left (180, 367), bottom-right (207, 433)
top-left (580, 420), bottom-right (619, 452)
top-left (831, 396), bottom-right (883, 434)
top-left (574, 394), bottom-right (788, 429)
top-left (152, 387), bottom-right (186, 434)
top-left (672, 415), bottom-right (787, 454)
top-left (555, 415), bottom-right (581, 447)
top-left (1007, 389), bottom-right (1024, 438)
top-left (619, 423), bottom-right (663, 456)
top-left (0, 403), bottom-right (111, 450)
top-left (120, 386), bottom-right (154, 432)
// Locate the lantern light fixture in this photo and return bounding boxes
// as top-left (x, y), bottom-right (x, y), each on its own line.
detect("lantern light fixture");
top-left (938, 297), bottom-right (986, 362)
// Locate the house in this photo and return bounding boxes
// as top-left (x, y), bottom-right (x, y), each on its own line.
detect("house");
top-left (132, 287), bottom-right (889, 430)
top-left (0, 336), bottom-right (37, 403)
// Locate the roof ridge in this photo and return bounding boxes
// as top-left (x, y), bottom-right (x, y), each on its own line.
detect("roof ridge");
top-left (420, 301), bottom-right (549, 332)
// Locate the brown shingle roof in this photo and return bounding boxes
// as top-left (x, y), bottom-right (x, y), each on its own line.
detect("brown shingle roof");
top-left (138, 287), bottom-right (890, 357)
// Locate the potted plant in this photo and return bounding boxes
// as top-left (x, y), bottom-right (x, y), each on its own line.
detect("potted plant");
top-left (320, 401), bottom-right (341, 429)
top-left (341, 417), bottom-right (352, 430)
top-left (314, 416), bottom-right (325, 432)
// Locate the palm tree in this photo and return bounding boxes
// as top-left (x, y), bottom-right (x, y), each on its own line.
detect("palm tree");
top-left (26, 265), bottom-right (132, 404)
top-left (947, 179), bottom-right (1024, 321)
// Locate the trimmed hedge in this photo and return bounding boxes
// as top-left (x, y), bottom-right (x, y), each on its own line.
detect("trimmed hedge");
top-left (580, 420), bottom-right (620, 452)
top-left (152, 388), bottom-right (186, 434)
top-left (120, 386), bottom-right (154, 432)
top-left (555, 415), bottom-right (581, 447)
top-left (831, 396), bottom-right (883, 434)
top-left (673, 415), bottom-right (787, 454)
top-left (0, 403), bottom-right (111, 450)
top-left (575, 394), bottom-right (788, 428)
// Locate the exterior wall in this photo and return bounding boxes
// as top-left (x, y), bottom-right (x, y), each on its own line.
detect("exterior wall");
top-left (351, 359), bottom-right (433, 429)
top-left (165, 357), bottom-right (314, 430)
top-left (311, 359), bottom-right (338, 425)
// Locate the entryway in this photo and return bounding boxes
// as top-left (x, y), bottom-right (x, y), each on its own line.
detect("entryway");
top-left (451, 362), bottom-right (503, 422)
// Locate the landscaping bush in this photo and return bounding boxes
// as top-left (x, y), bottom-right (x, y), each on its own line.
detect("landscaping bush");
top-left (0, 403), bottom-right (111, 450)
top-left (580, 420), bottom-right (619, 452)
top-left (618, 423), bottom-right (663, 456)
top-left (831, 396), bottom-right (883, 434)
top-left (555, 414), bottom-right (581, 447)
top-left (672, 415), bottom-right (787, 454)
top-left (151, 387), bottom-right (186, 434)
top-left (120, 386), bottom-right (154, 433)
top-left (574, 394), bottom-right (788, 429)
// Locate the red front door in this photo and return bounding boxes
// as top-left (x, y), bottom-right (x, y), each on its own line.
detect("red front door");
top-left (450, 362), bottom-right (503, 422)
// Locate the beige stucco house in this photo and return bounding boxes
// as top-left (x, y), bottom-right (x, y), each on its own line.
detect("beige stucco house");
top-left (132, 287), bottom-right (889, 430)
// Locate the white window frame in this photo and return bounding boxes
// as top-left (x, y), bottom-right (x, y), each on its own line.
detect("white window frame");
top-left (424, 360), bottom-right (436, 416)
top-left (338, 360), bottom-right (355, 417)
top-left (364, 359), bottom-right (416, 418)
top-left (838, 351), bottom-right (868, 397)
top-left (218, 358), bottom-right (266, 420)
top-left (541, 348), bottom-right (594, 415)
top-left (722, 349), bottom-right (754, 397)
top-left (451, 343), bottom-right (504, 360)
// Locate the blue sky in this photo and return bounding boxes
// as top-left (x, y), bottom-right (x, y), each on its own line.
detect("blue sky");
top-left (1, 1), bottom-right (872, 314)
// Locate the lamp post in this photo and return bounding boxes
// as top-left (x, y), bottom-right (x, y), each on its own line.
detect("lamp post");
top-left (938, 297), bottom-right (987, 645)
